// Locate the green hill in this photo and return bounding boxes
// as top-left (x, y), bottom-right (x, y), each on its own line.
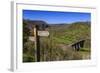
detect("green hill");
top-left (49, 22), bottom-right (90, 46)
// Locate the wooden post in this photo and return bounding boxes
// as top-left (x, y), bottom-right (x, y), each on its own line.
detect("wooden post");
top-left (34, 25), bottom-right (40, 62)
top-left (34, 26), bottom-right (37, 62)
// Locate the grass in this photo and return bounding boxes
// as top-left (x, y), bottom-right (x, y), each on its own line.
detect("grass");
top-left (79, 48), bottom-right (91, 59)
top-left (80, 48), bottom-right (90, 52)
top-left (23, 53), bottom-right (35, 62)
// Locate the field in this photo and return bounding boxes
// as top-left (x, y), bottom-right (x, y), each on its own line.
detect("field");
top-left (23, 20), bottom-right (91, 62)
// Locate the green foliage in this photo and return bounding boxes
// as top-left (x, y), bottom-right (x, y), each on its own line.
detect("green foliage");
top-left (23, 22), bottom-right (30, 43)
top-left (23, 53), bottom-right (35, 62)
top-left (23, 22), bottom-right (36, 62)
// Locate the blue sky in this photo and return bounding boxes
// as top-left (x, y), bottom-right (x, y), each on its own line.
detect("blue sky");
top-left (23, 10), bottom-right (91, 24)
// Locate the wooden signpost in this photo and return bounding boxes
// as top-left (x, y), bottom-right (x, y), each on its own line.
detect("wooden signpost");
top-left (33, 25), bottom-right (49, 62)
top-left (34, 25), bottom-right (40, 62)
top-left (28, 24), bottom-right (50, 62)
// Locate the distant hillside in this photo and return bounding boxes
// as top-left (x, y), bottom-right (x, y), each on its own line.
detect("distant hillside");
top-left (49, 21), bottom-right (91, 47)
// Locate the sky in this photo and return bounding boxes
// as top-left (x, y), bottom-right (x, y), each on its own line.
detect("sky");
top-left (23, 10), bottom-right (91, 24)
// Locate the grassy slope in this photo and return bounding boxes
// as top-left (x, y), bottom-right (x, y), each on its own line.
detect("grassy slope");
top-left (49, 22), bottom-right (90, 45)
top-left (47, 22), bottom-right (91, 60)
